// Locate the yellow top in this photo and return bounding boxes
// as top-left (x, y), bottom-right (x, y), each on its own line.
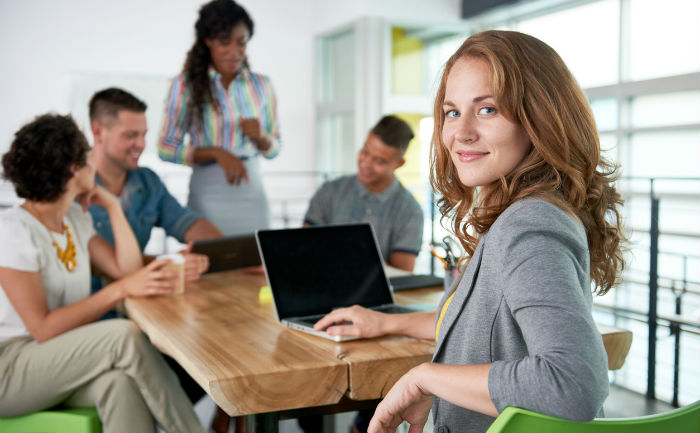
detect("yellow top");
top-left (435, 290), bottom-right (456, 341)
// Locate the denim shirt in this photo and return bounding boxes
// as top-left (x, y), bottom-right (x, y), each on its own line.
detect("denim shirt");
top-left (89, 167), bottom-right (199, 250)
top-left (89, 167), bottom-right (199, 302)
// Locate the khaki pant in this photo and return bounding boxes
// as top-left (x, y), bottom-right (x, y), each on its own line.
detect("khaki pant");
top-left (0, 319), bottom-right (206, 433)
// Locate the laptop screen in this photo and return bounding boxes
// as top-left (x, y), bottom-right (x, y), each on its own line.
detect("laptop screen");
top-left (256, 223), bottom-right (395, 320)
top-left (191, 234), bottom-right (261, 273)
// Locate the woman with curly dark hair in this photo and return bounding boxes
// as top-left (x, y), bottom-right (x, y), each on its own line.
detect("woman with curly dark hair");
top-left (313, 30), bottom-right (626, 433)
top-left (158, 0), bottom-right (281, 235)
top-left (0, 114), bottom-right (207, 433)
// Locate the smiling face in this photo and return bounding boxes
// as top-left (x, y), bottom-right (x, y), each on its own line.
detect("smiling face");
top-left (206, 21), bottom-right (250, 81)
top-left (356, 132), bottom-right (405, 193)
top-left (93, 110), bottom-right (147, 173)
top-left (441, 57), bottom-right (531, 195)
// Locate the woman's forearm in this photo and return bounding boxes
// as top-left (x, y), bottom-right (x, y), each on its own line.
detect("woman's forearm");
top-left (386, 311), bottom-right (437, 340)
top-left (28, 281), bottom-right (124, 343)
top-left (193, 147), bottom-right (228, 164)
top-left (105, 200), bottom-right (142, 275)
top-left (415, 362), bottom-right (498, 417)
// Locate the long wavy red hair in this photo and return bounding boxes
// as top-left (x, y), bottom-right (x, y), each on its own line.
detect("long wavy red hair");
top-left (430, 30), bottom-right (625, 295)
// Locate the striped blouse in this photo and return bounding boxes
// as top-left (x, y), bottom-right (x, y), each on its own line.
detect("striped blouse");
top-left (158, 67), bottom-right (281, 165)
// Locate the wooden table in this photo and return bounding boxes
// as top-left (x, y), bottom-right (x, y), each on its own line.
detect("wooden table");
top-left (596, 323), bottom-right (633, 370)
top-left (124, 270), bottom-right (434, 420)
top-left (124, 270), bottom-right (632, 429)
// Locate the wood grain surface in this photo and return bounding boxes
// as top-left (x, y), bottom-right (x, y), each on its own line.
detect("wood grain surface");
top-left (125, 269), bottom-right (631, 416)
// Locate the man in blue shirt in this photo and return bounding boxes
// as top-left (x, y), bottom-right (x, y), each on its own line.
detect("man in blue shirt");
top-left (88, 88), bottom-right (223, 404)
top-left (88, 88), bottom-right (222, 279)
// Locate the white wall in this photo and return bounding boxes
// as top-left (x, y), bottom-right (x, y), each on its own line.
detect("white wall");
top-left (0, 0), bottom-right (318, 172)
top-left (0, 0), bottom-right (461, 206)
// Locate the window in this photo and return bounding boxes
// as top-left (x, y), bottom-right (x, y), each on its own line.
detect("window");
top-left (629, 0), bottom-right (700, 81)
top-left (631, 91), bottom-right (700, 128)
top-left (317, 29), bottom-right (355, 104)
top-left (517, 0), bottom-right (619, 88)
top-left (316, 27), bottom-right (357, 174)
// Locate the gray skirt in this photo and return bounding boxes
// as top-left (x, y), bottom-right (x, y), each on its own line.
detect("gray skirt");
top-left (188, 157), bottom-right (270, 236)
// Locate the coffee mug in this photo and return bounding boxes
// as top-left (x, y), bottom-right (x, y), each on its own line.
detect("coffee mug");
top-left (156, 253), bottom-right (185, 295)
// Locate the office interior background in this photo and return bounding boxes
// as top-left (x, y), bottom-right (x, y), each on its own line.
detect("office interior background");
top-left (1, 0), bottom-right (698, 426)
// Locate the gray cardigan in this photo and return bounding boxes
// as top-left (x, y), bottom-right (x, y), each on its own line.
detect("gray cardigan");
top-left (432, 198), bottom-right (609, 433)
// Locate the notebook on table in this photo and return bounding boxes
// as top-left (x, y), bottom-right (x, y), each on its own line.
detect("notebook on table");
top-left (256, 223), bottom-right (420, 342)
top-left (191, 233), bottom-right (261, 274)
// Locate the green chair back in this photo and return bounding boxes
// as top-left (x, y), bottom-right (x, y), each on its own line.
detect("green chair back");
top-left (0, 407), bottom-right (101, 433)
top-left (486, 401), bottom-right (699, 433)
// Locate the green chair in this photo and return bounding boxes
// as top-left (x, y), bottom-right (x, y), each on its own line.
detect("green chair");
top-left (0, 407), bottom-right (101, 433)
top-left (486, 400), bottom-right (699, 433)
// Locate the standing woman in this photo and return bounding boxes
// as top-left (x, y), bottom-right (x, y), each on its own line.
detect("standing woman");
top-left (0, 114), bottom-right (206, 433)
top-left (158, 0), bottom-right (281, 235)
top-left (314, 30), bottom-right (626, 433)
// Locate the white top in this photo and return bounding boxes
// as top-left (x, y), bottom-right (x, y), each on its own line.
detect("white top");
top-left (0, 203), bottom-right (96, 342)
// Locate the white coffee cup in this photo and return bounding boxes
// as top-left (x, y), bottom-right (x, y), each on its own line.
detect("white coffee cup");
top-left (156, 253), bottom-right (185, 295)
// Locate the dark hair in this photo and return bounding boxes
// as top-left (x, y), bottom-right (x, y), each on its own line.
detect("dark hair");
top-left (89, 87), bottom-right (147, 124)
top-left (371, 115), bottom-right (415, 155)
top-left (183, 0), bottom-right (254, 121)
top-left (2, 113), bottom-right (91, 202)
top-left (430, 30), bottom-right (625, 295)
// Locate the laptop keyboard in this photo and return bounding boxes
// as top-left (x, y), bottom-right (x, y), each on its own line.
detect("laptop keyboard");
top-left (295, 314), bottom-right (325, 326)
top-left (294, 305), bottom-right (416, 327)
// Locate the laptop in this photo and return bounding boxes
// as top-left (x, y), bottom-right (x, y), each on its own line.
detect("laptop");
top-left (256, 223), bottom-right (419, 341)
top-left (191, 234), bottom-right (261, 274)
top-left (389, 274), bottom-right (444, 291)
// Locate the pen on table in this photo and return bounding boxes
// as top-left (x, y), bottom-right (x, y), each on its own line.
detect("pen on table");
top-left (431, 245), bottom-right (449, 270)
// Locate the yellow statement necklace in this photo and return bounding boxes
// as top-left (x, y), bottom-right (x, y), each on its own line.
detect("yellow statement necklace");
top-left (52, 224), bottom-right (77, 272)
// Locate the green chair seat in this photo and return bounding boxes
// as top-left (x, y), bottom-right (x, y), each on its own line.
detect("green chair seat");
top-left (0, 407), bottom-right (101, 433)
top-left (486, 400), bottom-right (699, 433)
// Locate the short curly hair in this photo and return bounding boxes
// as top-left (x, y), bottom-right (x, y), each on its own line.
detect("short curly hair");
top-left (2, 113), bottom-right (91, 202)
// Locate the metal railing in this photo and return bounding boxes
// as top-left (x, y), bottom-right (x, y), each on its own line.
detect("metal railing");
top-left (616, 177), bottom-right (699, 406)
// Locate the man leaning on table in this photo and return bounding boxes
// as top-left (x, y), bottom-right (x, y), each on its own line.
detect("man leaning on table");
top-left (301, 115), bottom-right (423, 433)
top-left (88, 87), bottom-right (222, 280)
top-left (304, 115), bottom-right (424, 273)
top-left (88, 87), bottom-right (223, 403)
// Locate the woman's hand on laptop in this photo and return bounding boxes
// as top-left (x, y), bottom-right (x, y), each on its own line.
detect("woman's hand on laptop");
top-left (314, 305), bottom-right (390, 338)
